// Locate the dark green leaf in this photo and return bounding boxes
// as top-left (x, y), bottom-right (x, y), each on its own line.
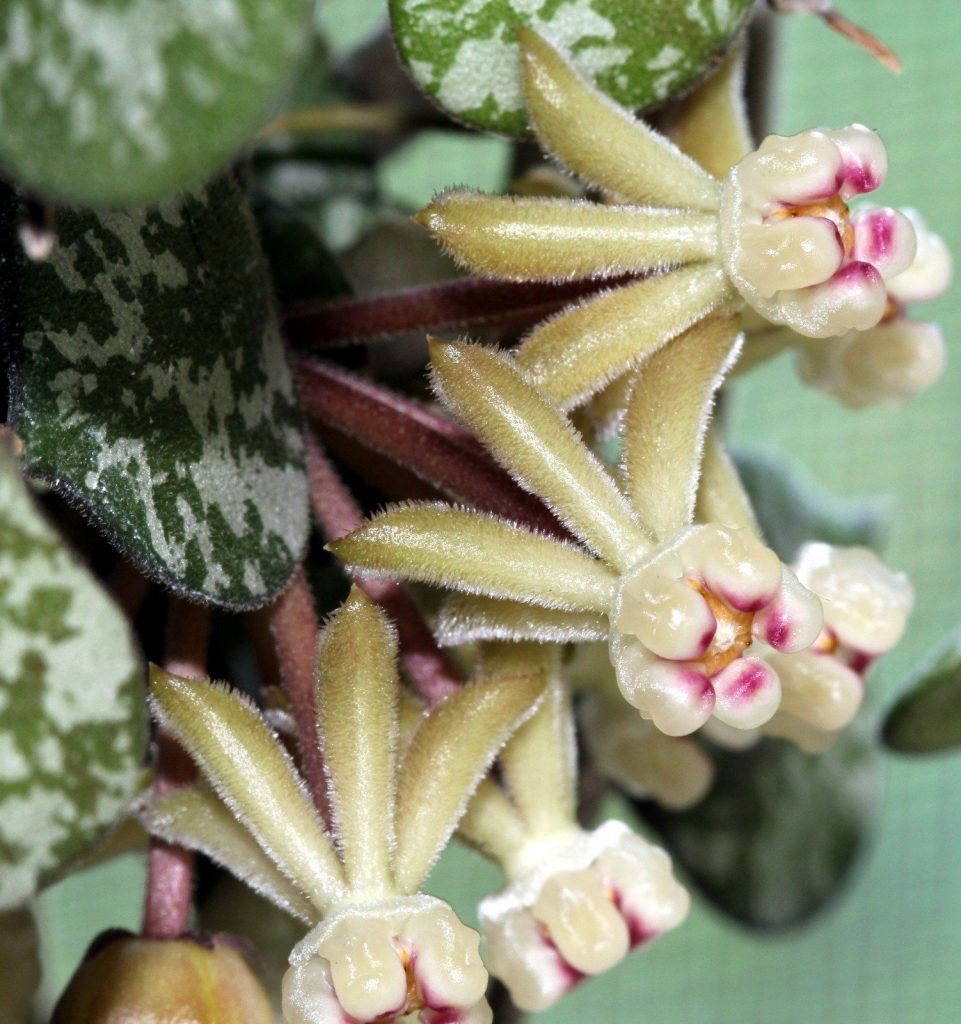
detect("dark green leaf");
top-left (0, 0), bottom-right (310, 207)
top-left (389, 0), bottom-right (754, 135)
top-left (7, 178), bottom-right (309, 608)
top-left (637, 730), bottom-right (879, 930)
top-left (0, 449), bottom-right (147, 910)
top-left (735, 447), bottom-right (887, 563)
top-left (883, 625), bottom-right (961, 754)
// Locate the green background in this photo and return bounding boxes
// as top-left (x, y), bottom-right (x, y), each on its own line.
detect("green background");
top-left (32, 1), bottom-right (961, 1020)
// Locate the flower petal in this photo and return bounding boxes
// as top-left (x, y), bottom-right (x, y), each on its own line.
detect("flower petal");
top-left (887, 208), bottom-right (953, 302)
top-left (736, 216), bottom-right (843, 298)
top-left (711, 657), bottom-right (781, 730)
top-left (752, 566), bottom-right (824, 652)
top-left (777, 261), bottom-right (888, 338)
top-left (825, 125), bottom-right (888, 198)
top-left (767, 651), bottom-right (863, 732)
top-left (851, 207), bottom-right (916, 281)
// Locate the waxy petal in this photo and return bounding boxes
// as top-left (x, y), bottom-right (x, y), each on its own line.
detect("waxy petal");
top-left (736, 216), bottom-right (843, 298)
top-left (826, 125), bottom-right (888, 198)
top-left (768, 650), bottom-right (863, 732)
top-left (620, 570), bottom-right (716, 662)
top-left (519, 29), bottom-right (720, 210)
top-left (687, 524), bottom-right (782, 612)
top-left (753, 567), bottom-right (824, 652)
top-left (282, 958), bottom-right (352, 1024)
top-left (711, 657), bottom-right (781, 730)
top-left (777, 261), bottom-right (888, 338)
top-left (851, 207), bottom-right (916, 281)
top-left (318, 918), bottom-right (408, 1021)
top-left (887, 208), bottom-right (953, 303)
top-left (734, 130), bottom-right (843, 209)
top-left (405, 906), bottom-right (489, 1011)
top-left (417, 192), bottom-right (718, 280)
top-left (484, 911), bottom-right (575, 1013)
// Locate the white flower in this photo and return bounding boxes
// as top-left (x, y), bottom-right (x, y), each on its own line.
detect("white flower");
top-left (721, 127), bottom-right (916, 338)
top-left (481, 822), bottom-right (688, 1013)
top-left (764, 543), bottom-right (913, 735)
top-left (609, 524), bottom-right (823, 736)
top-left (283, 897), bottom-right (491, 1024)
top-left (795, 207), bottom-right (951, 408)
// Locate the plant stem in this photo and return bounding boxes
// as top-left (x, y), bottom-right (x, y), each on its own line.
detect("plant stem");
top-left (306, 431), bottom-right (463, 702)
top-left (142, 600), bottom-right (210, 940)
top-left (268, 567), bottom-right (333, 820)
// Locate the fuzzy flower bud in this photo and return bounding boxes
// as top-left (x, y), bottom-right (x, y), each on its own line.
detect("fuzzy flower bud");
top-left (610, 524), bottom-right (823, 736)
top-left (50, 931), bottom-right (273, 1024)
top-left (481, 821), bottom-right (688, 1013)
top-left (722, 127), bottom-right (916, 338)
top-left (282, 896), bottom-right (490, 1024)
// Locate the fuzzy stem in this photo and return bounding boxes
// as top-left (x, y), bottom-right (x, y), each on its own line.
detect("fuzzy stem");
top-left (282, 274), bottom-right (633, 348)
top-left (307, 431), bottom-right (462, 702)
top-left (142, 600), bottom-right (210, 940)
top-left (268, 568), bottom-right (332, 819)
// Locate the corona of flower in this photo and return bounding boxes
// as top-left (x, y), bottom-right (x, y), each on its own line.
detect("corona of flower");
top-left (137, 588), bottom-right (544, 1024)
top-left (795, 208), bottom-right (952, 407)
top-left (458, 649), bottom-right (688, 1012)
top-left (331, 336), bottom-right (822, 736)
top-left (413, 31), bottom-right (916, 413)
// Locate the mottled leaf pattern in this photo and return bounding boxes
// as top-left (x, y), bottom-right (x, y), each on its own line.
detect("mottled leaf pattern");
top-left (0, 0), bottom-right (309, 206)
top-left (8, 179), bottom-right (309, 608)
top-left (390, 0), bottom-right (754, 135)
top-left (0, 449), bottom-right (146, 910)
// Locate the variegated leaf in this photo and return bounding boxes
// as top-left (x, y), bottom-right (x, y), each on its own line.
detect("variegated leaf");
top-left (7, 178), bottom-right (309, 609)
top-left (0, 448), bottom-right (146, 910)
top-left (0, 0), bottom-right (310, 207)
top-left (390, 0), bottom-right (754, 136)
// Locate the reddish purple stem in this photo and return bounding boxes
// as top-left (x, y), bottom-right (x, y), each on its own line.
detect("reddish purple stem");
top-left (299, 359), bottom-right (569, 539)
top-left (283, 274), bottom-right (633, 348)
top-left (307, 432), bottom-right (462, 703)
top-left (142, 600), bottom-right (210, 941)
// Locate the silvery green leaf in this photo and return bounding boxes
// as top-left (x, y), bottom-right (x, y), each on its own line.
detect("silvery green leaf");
top-left (883, 625), bottom-right (961, 754)
top-left (735, 447), bottom-right (888, 563)
top-left (7, 178), bottom-right (309, 608)
top-left (389, 0), bottom-right (754, 135)
top-left (0, 449), bottom-right (147, 910)
top-left (639, 729), bottom-right (878, 930)
top-left (0, 0), bottom-right (310, 207)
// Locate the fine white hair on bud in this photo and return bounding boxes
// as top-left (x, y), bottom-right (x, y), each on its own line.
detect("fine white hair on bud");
top-left (609, 524), bottom-right (823, 736)
top-left (281, 896), bottom-right (490, 1024)
top-left (480, 821), bottom-right (689, 1012)
top-left (721, 127), bottom-right (917, 338)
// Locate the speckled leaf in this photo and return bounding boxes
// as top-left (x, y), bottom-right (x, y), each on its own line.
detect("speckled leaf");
top-left (389, 0), bottom-right (755, 135)
top-left (7, 178), bottom-right (309, 608)
top-left (736, 447), bottom-right (887, 563)
top-left (883, 626), bottom-right (961, 754)
top-left (0, 0), bottom-right (310, 207)
top-left (0, 449), bottom-right (147, 911)
top-left (639, 730), bottom-right (878, 930)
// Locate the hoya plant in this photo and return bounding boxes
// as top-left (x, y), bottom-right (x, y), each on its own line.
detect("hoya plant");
top-left (0, 1), bottom-right (957, 1022)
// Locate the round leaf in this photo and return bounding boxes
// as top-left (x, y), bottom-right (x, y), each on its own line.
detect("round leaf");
top-left (0, 449), bottom-right (147, 910)
top-left (7, 178), bottom-right (310, 609)
top-left (883, 626), bottom-right (961, 754)
top-left (0, 0), bottom-right (310, 207)
top-left (389, 0), bottom-right (754, 135)
top-left (638, 730), bottom-right (879, 930)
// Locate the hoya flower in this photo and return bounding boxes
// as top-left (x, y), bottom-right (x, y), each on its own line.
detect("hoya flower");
top-left (458, 647), bottom-right (688, 1012)
top-left (414, 31), bottom-right (914, 413)
top-left (696, 435), bottom-right (913, 748)
top-left (331, 334), bottom-right (823, 737)
top-left (569, 644), bottom-right (714, 809)
top-left (794, 208), bottom-right (952, 408)
top-left (138, 587), bottom-right (544, 1024)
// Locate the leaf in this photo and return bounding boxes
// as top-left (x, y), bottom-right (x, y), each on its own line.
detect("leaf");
top-left (7, 178), bottom-right (309, 609)
top-left (390, 0), bottom-right (754, 135)
top-left (0, 448), bottom-right (147, 910)
top-left (882, 625), bottom-right (961, 754)
top-left (734, 447), bottom-right (888, 563)
top-left (638, 730), bottom-right (879, 930)
top-left (0, 0), bottom-right (310, 207)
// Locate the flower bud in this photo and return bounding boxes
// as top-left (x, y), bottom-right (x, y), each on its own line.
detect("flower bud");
top-left (50, 931), bottom-right (273, 1024)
